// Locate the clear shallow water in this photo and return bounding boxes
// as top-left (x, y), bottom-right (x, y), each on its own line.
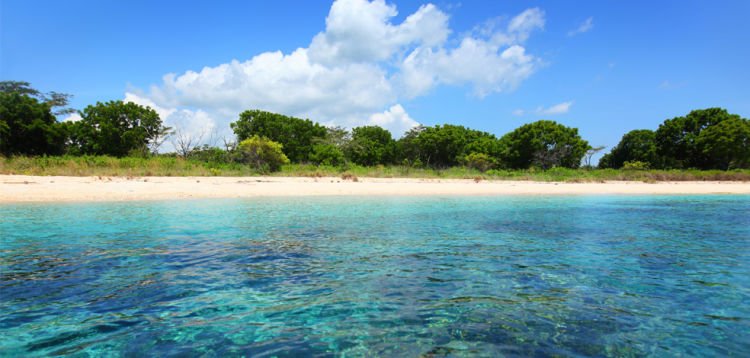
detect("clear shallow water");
top-left (1, 196), bottom-right (749, 357)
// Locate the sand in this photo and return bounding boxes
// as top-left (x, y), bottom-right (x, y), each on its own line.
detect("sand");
top-left (1, 175), bottom-right (749, 203)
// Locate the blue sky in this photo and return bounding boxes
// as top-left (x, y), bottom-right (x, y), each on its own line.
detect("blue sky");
top-left (2, 0), bottom-right (749, 155)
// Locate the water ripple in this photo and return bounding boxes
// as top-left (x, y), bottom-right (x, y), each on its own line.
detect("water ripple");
top-left (1, 196), bottom-right (749, 356)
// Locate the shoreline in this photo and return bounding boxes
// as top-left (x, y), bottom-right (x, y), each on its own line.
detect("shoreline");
top-left (1, 175), bottom-right (749, 203)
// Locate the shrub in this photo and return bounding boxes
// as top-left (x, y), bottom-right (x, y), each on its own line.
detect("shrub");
top-left (622, 160), bottom-right (650, 170)
top-left (236, 136), bottom-right (290, 172)
top-left (310, 143), bottom-right (346, 166)
top-left (462, 152), bottom-right (496, 172)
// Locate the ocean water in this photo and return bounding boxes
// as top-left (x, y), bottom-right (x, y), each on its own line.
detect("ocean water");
top-left (1, 195), bottom-right (749, 357)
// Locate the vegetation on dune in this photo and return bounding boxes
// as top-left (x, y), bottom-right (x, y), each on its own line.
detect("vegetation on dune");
top-left (231, 110), bottom-right (326, 163)
top-left (2, 156), bottom-right (749, 182)
top-left (0, 91), bottom-right (67, 156)
top-left (602, 108), bottom-right (750, 170)
top-left (66, 101), bottom-right (171, 157)
top-left (1, 80), bottom-right (749, 179)
top-left (236, 136), bottom-right (290, 173)
top-left (498, 120), bottom-right (589, 169)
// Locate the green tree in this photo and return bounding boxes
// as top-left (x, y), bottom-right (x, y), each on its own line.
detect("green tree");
top-left (409, 124), bottom-right (501, 168)
top-left (0, 92), bottom-right (66, 156)
top-left (346, 125), bottom-right (395, 166)
top-left (236, 135), bottom-right (290, 172)
top-left (695, 117), bottom-right (750, 170)
top-left (499, 120), bottom-right (590, 169)
top-left (231, 110), bottom-right (327, 162)
top-left (599, 130), bottom-right (658, 169)
top-left (67, 101), bottom-right (168, 157)
top-left (395, 125), bottom-right (425, 165)
top-left (0, 81), bottom-right (75, 116)
top-left (322, 126), bottom-right (351, 148)
top-left (310, 143), bottom-right (346, 166)
top-left (655, 108), bottom-right (740, 169)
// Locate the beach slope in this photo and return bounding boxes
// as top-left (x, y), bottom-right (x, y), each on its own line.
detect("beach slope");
top-left (1, 175), bottom-right (749, 202)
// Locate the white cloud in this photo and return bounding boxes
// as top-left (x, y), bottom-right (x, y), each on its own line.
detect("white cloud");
top-left (124, 92), bottom-right (175, 120)
top-left (398, 7), bottom-right (543, 98)
top-left (508, 8), bottom-right (545, 43)
top-left (368, 104), bottom-right (419, 136)
top-left (62, 112), bottom-right (82, 122)
top-left (128, 0), bottom-right (545, 147)
top-left (308, 0), bottom-right (449, 65)
top-left (537, 101), bottom-right (573, 115)
top-left (568, 17), bottom-right (594, 37)
top-left (514, 101), bottom-right (573, 116)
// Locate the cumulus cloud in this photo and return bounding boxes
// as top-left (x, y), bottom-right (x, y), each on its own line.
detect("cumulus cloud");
top-left (568, 17), bottom-right (593, 37)
top-left (128, 0), bottom-right (545, 147)
top-left (368, 104), bottom-right (419, 136)
top-left (308, 0), bottom-right (450, 65)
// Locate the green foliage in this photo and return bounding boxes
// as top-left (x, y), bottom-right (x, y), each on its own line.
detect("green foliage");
top-left (310, 143), bottom-right (346, 166)
top-left (499, 120), bottom-right (590, 169)
top-left (696, 117), bottom-right (750, 169)
top-left (599, 129), bottom-right (658, 169)
top-left (67, 101), bottom-right (168, 157)
top-left (622, 160), bottom-right (650, 170)
top-left (655, 108), bottom-right (741, 169)
top-left (231, 110), bottom-right (327, 162)
top-left (236, 136), bottom-right (290, 172)
top-left (189, 145), bottom-right (234, 165)
top-left (346, 125), bottom-right (395, 166)
top-left (462, 152), bottom-right (496, 172)
top-left (0, 92), bottom-right (66, 156)
top-left (404, 124), bottom-right (501, 168)
top-left (3, 155), bottom-right (750, 181)
top-left (394, 125), bottom-right (423, 165)
top-left (322, 126), bottom-right (351, 148)
top-left (0, 81), bottom-right (75, 116)
top-left (4, 85), bottom-right (748, 175)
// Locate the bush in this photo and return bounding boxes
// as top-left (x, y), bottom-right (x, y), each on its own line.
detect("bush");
top-left (310, 143), bottom-right (346, 166)
top-left (190, 145), bottom-right (233, 164)
top-left (236, 136), bottom-right (290, 172)
top-left (622, 160), bottom-right (650, 170)
top-left (462, 152), bottom-right (496, 172)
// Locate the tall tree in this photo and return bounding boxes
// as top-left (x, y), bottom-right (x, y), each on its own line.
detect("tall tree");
top-left (499, 120), bottom-right (590, 169)
top-left (0, 92), bottom-right (66, 156)
top-left (231, 110), bottom-right (327, 162)
top-left (655, 108), bottom-right (740, 169)
top-left (408, 124), bottom-right (501, 168)
top-left (0, 81), bottom-right (76, 116)
top-left (346, 125), bottom-right (395, 166)
top-left (584, 145), bottom-right (606, 168)
top-left (395, 125), bottom-right (425, 165)
top-left (695, 117), bottom-right (750, 170)
top-left (67, 101), bottom-right (168, 157)
top-left (599, 130), bottom-right (658, 169)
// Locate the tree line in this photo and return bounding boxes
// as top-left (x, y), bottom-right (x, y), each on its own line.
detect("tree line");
top-left (599, 108), bottom-right (750, 170)
top-left (2, 81), bottom-right (749, 172)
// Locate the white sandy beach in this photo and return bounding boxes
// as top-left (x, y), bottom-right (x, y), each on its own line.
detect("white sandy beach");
top-left (1, 175), bottom-right (749, 202)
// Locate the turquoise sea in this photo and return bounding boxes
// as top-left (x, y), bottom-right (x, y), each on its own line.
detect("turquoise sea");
top-left (1, 196), bottom-right (749, 356)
